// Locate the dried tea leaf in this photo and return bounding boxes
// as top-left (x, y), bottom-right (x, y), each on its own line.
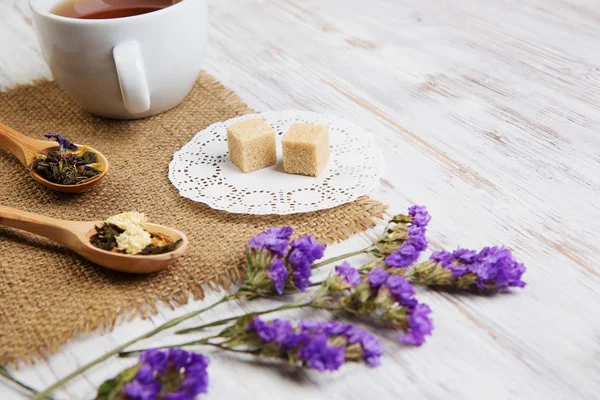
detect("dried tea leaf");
top-left (90, 223), bottom-right (124, 252)
top-left (81, 168), bottom-right (100, 178)
top-left (82, 151), bottom-right (97, 164)
top-left (140, 239), bottom-right (183, 255)
top-left (30, 148), bottom-right (102, 185)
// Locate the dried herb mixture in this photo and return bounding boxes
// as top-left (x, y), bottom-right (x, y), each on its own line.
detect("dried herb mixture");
top-left (90, 212), bottom-right (182, 255)
top-left (30, 133), bottom-right (102, 185)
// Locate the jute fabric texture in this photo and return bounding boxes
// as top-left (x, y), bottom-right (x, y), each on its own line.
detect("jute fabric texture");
top-left (0, 72), bottom-right (385, 364)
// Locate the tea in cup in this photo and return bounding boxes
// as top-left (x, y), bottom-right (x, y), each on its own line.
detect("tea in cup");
top-left (30, 0), bottom-right (208, 119)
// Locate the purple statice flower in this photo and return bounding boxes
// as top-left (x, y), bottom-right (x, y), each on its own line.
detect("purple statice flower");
top-left (335, 262), bottom-right (361, 288)
top-left (408, 205), bottom-right (431, 228)
top-left (168, 348), bottom-right (192, 369)
top-left (123, 380), bottom-right (160, 400)
top-left (306, 321), bottom-right (383, 368)
top-left (271, 319), bottom-right (295, 343)
top-left (291, 265), bottom-right (311, 292)
top-left (472, 246), bottom-right (526, 290)
top-left (430, 249), bottom-right (454, 267)
top-left (368, 268), bottom-right (390, 289)
top-left (299, 320), bottom-right (382, 370)
top-left (453, 248), bottom-right (478, 264)
top-left (247, 317), bottom-right (293, 344)
top-left (385, 206), bottom-right (430, 269)
top-left (289, 236), bottom-right (325, 269)
top-left (450, 248), bottom-right (477, 277)
top-left (407, 225), bottom-right (428, 252)
top-left (139, 348), bottom-right (168, 374)
top-left (385, 243), bottom-right (419, 269)
top-left (185, 353), bottom-right (210, 379)
top-left (248, 226), bottom-right (293, 258)
top-left (429, 246), bottom-right (526, 290)
top-left (339, 324), bottom-right (384, 367)
top-left (171, 354), bottom-right (210, 399)
top-left (400, 303), bottom-right (433, 346)
top-left (45, 133), bottom-right (78, 151)
top-left (299, 320), bottom-right (346, 335)
top-left (360, 333), bottom-right (385, 367)
top-left (162, 354), bottom-right (209, 399)
top-left (279, 330), bottom-right (309, 351)
top-left (429, 249), bottom-right (470, 277)
top-left (247, 317), bottom-right (382, 371)
top-left (385, 275), bottom-right (417, 309)
top-left (267, 258), bottom-right (288, 295)
top-left (243, 229), bottom-right (326, 297)
top-left (298, 333), bottom-right (346, 372)
top-left (123, 363), bottom-right (161, 400)
top-left (248, 317), bottom-right (278, 342)
top-left (122, 349), bottom-right (209, 400)
top-left (288, 235), bottom-right (325, 291)
top-left (323, 321), bottom-right (353, 336)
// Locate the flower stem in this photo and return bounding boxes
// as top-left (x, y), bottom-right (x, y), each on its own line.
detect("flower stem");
top-left (307, 304), bottom-right (342, 312)
top-left (119, 338), bottom-right (213, 357)
top-left (202, 342), bottom-right (262, 355)
top-left (31, 294), bottom-right (235, 400)
top-left (175, 302), bottom-right (307, 335)
top-left (311, 247), bottom-right (371, 270)
top-left (120, 339), bottom-right (262, 358)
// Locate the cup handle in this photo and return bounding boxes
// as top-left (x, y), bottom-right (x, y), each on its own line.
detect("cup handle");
top-left (113, 41), bottom-right (151, 114)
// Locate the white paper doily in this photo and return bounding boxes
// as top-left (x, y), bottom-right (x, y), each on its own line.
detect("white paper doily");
top-left (168, 110), bottom-right (383, 215)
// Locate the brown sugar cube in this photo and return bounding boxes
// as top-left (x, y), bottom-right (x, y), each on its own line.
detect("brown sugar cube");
top-left (282, 123), bottom-right (330, 177)
top-left (227, 118), bottom-right (277, 173)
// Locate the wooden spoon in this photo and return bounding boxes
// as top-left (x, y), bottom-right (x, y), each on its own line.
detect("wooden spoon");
top-left (0, 122), bottom-right (108, 193)
top-left (0, 205), bottom-right (188, 274)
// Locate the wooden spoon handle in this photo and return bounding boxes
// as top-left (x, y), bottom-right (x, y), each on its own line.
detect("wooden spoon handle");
top-left (0, 122), bottom-right (45, 166)
top-left (0, 204), bottom-right (78, 247)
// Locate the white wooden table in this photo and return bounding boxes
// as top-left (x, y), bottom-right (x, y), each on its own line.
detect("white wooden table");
top-left (2, 0), bottom-right (599, 399)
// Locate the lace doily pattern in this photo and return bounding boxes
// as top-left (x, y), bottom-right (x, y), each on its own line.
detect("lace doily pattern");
top-left (169, 111), bottom-right (383, 214)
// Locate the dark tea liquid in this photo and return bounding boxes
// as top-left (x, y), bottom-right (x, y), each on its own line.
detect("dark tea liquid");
top-left (52, 0), bottom-right (179, 19)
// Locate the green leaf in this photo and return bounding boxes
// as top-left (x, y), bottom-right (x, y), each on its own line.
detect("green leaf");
top-left (313, 277), bottom-right (331, 299)
top-left (391, 214), bottom-right (411, 224)
top-left (95, 365), bottom-right (139, 400)
top-left (217, 314), bottom-right (255, 338)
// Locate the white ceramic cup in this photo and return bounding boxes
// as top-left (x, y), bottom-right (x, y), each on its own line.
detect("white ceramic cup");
top-left (29, 0), bottom-right (208, 119)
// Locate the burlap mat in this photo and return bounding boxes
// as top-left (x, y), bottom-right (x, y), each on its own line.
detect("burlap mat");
top-left (0, 72), bottom-right (385, 365)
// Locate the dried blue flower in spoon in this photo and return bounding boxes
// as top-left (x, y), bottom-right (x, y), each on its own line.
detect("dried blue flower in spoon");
top-left (44, 132), bottom-right (78, 151)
